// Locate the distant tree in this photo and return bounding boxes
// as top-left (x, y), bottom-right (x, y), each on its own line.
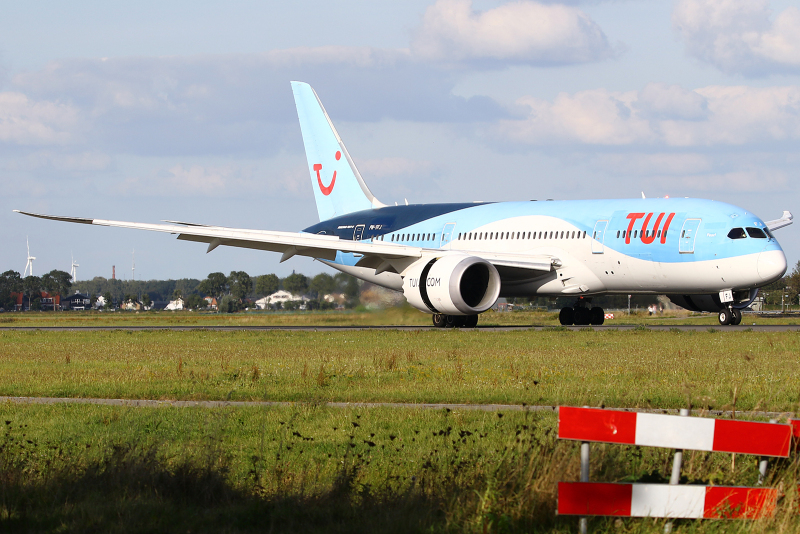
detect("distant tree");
top-left (309, 273), bottom-right (336, 298)
top-left (103, 291), bottom-right (113, 310)
top-left (0, 270), bottom-right (22, 310)
top-left (227, 271), bottom-right (252, 300)
top-left (142, 294), bottom-right (152, 308)
top-left (283, 273), bottom-right (309, 297)
top-left (185, 294), bottom-right (206, 310)
top-left (172, 288), bottom-right (183, 300)
top-left (199, 272), bottom-right (227, 304)
top-left (41, 270), bottom-right (72, 309)
top-left (22, 276), bottom-right (41, 311)
top-left (255, 274), bottom-right (279, 296)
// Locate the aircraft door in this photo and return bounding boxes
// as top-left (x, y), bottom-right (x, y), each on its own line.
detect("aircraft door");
top-left (440, 222), bottom-right (456, 249)
top-left (592, 220), bottom-right (609, 254)
top-left (353, 224), bottom-right (365, 241)
top-left (679, 219), bottom-right (701, 254)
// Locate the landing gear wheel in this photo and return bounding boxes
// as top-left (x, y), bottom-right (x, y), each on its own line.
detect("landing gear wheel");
top-left (718, 308), bottom-right (732, 325)
top-left (559, 307), bottom-right (574, 326)
top-left (445, 315), bottom-right (465, 328)
top-left (590, 307), bottom-right (605, 326)
top-left (731, 308), bottom-right (742, 325)
top-left (464, 315), bottom-right (479, 328)
top-left (574, 307), bottom-right (591, 326)
top-left (433, 314), bottom-right (446, 328)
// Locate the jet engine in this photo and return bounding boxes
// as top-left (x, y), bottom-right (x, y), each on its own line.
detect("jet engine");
top-left (402, 254), bottom-right (501, 315)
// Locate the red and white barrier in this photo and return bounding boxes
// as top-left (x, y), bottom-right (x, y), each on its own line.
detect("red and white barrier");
top-left (604, 313), bottom-right (614, 319)
top-left (559, 407), bottom-right (791, 457)
top-left (558, 483), bottom-right (776, 519)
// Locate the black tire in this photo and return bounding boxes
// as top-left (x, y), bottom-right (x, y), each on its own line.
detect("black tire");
top-left (590, 307), bottom-right (605, 326)
top-left (559, 307), bottom-right (574, 325)
top-left (731, 308), bottom-right (742, 325)
top-left (445, 315), bottom-right (465, 328)
top-left (718, 308), bottom-right (732, 325)
top-left (432, 314), bottom-right (446, 328)
top-left (574, 307), bottom-right (591, 326)
top-left (464, 315), bottom-right (479, 328)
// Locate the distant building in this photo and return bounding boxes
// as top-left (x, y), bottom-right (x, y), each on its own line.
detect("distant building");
top-left (165, 298), bottom-right (185, 311)
top-left (120, 299), bottom-right (143, 311)
top-left (62, 292), bottom-right (91, 311)
top-left (10, 291), bottom-right (61, 311)
top-left (255, 290), bottom-right (306, 309)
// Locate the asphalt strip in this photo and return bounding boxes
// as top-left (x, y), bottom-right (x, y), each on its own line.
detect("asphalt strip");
top-left (0, 396), bottom-right (793, 420)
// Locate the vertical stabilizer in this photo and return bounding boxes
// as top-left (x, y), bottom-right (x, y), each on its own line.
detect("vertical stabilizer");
top-left (291, 81), bottom-right (385, 221)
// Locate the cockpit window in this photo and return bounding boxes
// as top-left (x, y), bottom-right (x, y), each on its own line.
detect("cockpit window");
top-left (746, 227), bottom-right (767, 238)
top-left (764, 228), bottom-right (774, 239)
top-left (727, 228), bottom-right (746, 239)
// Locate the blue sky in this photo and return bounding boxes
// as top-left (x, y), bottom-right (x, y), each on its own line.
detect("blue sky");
top-left (2, 0), bottom-right (799, 281)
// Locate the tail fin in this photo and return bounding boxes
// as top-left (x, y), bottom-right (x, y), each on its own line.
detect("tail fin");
top-left (291, 81), bottom-right (385, 221)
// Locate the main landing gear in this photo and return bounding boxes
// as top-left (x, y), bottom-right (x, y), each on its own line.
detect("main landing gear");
top-left (718, 307), bottom-right (742, 326)
top-left (559, 301), bottom-right (605, 326)
top-left (432, 314), bottom-right (479, 329)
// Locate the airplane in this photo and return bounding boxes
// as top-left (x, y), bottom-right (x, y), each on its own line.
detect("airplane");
top-left (15, 81), bottom-right (793, 327)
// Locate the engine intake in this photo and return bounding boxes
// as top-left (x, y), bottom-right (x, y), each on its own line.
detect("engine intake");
top-left (403, 255), bottom-right (501, 315)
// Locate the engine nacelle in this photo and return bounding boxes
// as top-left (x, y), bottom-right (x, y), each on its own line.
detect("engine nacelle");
top-left (402, 254), bottom-right (501, 315)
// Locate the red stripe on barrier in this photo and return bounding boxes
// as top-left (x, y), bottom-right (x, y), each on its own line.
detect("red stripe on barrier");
top-left (558, 407), bottom-right (637, 444)
top-left (790, 420), bottom-right (800, 440)
top-left (703, 487), bottom-right (776, 519)
top-left (558, 482), bottom-right (632, 516)
top-left (712, 419), bottom-right (791, 457)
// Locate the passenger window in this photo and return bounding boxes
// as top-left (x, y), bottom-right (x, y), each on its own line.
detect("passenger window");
top-left (634, 230), bottom-right (638, 238)
top-left (746, 227), bottom-right (766, 238)
top-left (727, 228), bottom-right (746, 239)
top-left (622, 230), bottom-right (626, 238)
top-left (657, 230), bottom-right (661, 238)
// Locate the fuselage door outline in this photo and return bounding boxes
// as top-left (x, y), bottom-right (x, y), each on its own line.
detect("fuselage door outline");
top-left (440, 222), bottom-right (456, 249)
top-left (679, 218), bottom-right (701, 254)
top-left (353, 224), bottom-right (365, 241)
top-left (592, 220), bottom-right (609, 254)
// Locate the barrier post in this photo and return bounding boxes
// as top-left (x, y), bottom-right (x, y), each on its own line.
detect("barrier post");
top-left (758, 419), bottom-right (778, 485)
top-left (664, 408), bottom-right (690, 533)
top-left (580, 441), bottom-right (590, 534)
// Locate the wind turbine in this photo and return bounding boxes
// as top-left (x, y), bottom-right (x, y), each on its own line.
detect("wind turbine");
top-left (24, 237), bottom-right (35, 277)
top-left (70, 253), bottom-right (79, 283)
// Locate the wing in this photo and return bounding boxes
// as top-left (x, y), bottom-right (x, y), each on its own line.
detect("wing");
top-left (765, 210), bottom-right (793, 232)
top-left (14, 210), bottom-right (558, 277)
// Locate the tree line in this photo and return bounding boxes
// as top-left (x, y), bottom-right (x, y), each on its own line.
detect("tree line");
top-left (0, 268), bottom-right (363, 311)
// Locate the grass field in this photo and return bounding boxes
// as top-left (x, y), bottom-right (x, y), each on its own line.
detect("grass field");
top-left (2, 325), bottom-right (800, 532)
top-left (1, 306), bottom-right (799, 328)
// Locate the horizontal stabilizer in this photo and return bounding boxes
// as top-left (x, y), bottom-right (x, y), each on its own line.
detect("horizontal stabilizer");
top-left (765, 210), bottom-right (793, 231)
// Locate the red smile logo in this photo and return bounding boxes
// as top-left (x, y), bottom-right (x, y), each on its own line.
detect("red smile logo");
top-left (314, 151), bottom-right (341, 196)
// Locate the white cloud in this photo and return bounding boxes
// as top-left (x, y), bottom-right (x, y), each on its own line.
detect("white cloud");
top-left (496, 83), bottom-right (800, 147)
top-left (411, 0), bottom-right (615, 65)
top-left (673, 0), bottom-right (800, 75)
top-left (0, 92), bottom-right (80, 145)
top-left (354, 157), bottom-right (435, 180)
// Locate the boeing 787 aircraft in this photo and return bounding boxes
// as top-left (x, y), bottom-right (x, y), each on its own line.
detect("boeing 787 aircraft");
top-left (16, 82), bottom-right (793, 327)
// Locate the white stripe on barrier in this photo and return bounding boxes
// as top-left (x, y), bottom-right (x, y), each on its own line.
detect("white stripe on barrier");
top-left (630, 484), bottom-right (705, 519)
top-left (635, 412), bottom-right (714, 450)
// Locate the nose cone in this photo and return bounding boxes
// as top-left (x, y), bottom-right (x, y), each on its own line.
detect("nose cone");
top-left (757, 249), bottom-right (787, 283)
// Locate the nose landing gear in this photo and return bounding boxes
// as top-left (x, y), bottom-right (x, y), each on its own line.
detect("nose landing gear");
top-left (559, 301), bottom-right (605, 326)
top-left (718, 307), bottom-right (742, 326)
top-left (432, 314), bottom-right (479, 329)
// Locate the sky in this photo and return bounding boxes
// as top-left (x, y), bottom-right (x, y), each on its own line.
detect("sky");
top-left (2, 0), bottom-right (799, 282)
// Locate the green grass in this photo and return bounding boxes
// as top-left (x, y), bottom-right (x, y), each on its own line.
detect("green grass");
top-left (1, 329), bottom-right (799, 411)
top-left (0, 306), bottom-right (798, 328)
top-left (2, 402), bottom-right (799, 533)
top-left (3, 327), bottom-right (800, 532)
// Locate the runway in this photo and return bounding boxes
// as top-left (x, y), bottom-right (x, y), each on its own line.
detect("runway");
top-left (1, 396), bottom-right (792, 420)
top-left (1, 324), bottom-right (799, 332)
